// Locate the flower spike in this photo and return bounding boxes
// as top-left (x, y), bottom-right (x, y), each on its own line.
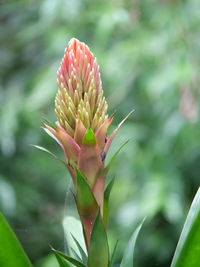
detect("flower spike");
top-left (43, 38), bottom-right (131, 253)
top-left (55, 38), bottom-right (108, 137)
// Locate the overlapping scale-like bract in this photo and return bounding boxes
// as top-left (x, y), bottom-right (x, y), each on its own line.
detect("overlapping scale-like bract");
top-left (55, 38), bottom-right (108, 137)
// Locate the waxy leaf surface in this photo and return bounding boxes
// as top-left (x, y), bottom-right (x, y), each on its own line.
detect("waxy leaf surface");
top-left (0, 213), bottom-right (33, 267)
top-left (76, 168), bottom-right (98, 217)
top-left (88, 212), bottom-right (109, 267)
top-left (103, 178), bottom-right (115, 226)
top-left (171, 188), bottom-right (200, 267)
top-left (53, 249), bottom-right (85, 267)
top-left (121, 218), bottom-right (145, 267)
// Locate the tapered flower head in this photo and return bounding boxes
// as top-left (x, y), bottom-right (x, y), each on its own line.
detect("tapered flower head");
top-left (44, 38), bottom-right (130, 178)
top-left (44, 38), bottom-right (113, 168)
top-left (55, 38), bottom-right (108, 138)
top-left (43, 38), bottom-right (132, 249)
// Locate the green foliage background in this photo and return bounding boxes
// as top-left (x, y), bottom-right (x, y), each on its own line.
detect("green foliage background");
top-left (0, 0), bottom-right (199, 266)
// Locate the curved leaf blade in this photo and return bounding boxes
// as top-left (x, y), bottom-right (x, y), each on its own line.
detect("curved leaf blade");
top-left (54, 252), bottom-right (71, 267)
top-left (75, 168), bottom-right (98, 218)
top-left (171, 187), bottom-right (200, 267)
top-left (70, 247), bottom-right (82, 262)
top-left (109, 240), bottom-right (118, 267)
top-left (75, 169), bottom-right (99, 250)
top-left (120, 218), bottom-right (145, 267)
top-left (62, 213), bottom-right (87, 259)
top-left (31, 145), bottom-right (66, 165)
top-left (106, 140), bottom-right (130, 170)
top-left (88, 212), bottom-right (109, 267)
top-left (71, 234), bottom-right (87, 264)
top-left (103, 178), bottom-right (115, 226)
top-left (0, 212), bottom-right (33, 267)
top-left (52, 249), bottom-right (86, 267)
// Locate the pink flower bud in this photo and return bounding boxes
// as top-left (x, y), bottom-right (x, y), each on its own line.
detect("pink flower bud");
top-left (55, 38), bottom-right (108, 137)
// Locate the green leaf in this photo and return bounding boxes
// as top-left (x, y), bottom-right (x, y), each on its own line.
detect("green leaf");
top-left (109, 240), bottom-right (118, 267)
top-left (106, 139), bottom-right (130, 169)
top-left (76, 168), bottom-right (98, 217)
top-left (62, 215), bottom-right (87, 261)
top-left (54, 252), bottom-right (71, 267)
top-left (82, 128), bottom-right (96, 145)
top-left (53, 249), bottom-right (86, 267)
top-left (38, 253), bottom-right (59, 267)
top-left (120, 218), bottom-right (145, 267)
top-left (71, 234), bottom-right (87, 264)
top-left (103, 178), bottom-right (115, 226)
top-left (115, 109), bottom-right (135, 132)
top-left (31, 145), bottom-right (66, 165)
top-left (171, 188), bottom-right (200, 267)
top-left (0, 212), bottom-right (33, 267)
top-left (70, 247), bottom-right (82, 262)
top-left (88, 212), bottom-right (109, 267)
top-left (42, 118), bottom-right (56, 129)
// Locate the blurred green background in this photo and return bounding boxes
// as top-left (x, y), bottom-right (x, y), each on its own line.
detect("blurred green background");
top-left (0, 0), bottom-right (200, 266)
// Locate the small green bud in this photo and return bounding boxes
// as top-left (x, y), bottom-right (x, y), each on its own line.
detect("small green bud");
top-left (83, 128), bottom-right (96, 145)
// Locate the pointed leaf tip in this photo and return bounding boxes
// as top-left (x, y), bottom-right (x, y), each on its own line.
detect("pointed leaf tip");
top-left (41, 118), bottom-right (56, 129)
top-left (31, 145), bottom-right (66, 165)
top-left (171, 187), bottom-right (200, 267)
top-left (53, 249), bottom-right (86, 267)
top-left (83, 128), bottom-right (96, 145)
top-left (75, 168), bottom-right (98, 217)
top-left (109, 240), bottom-right (119, 267)
top-left (0, 213), bottom-right (33, 267)
top-left (103, 178), bottom-right (115, 226)
top-left (104, 110), bottom-right (134, 154)
top-left (106, 139), bottom-right (130, 170)
top-left (117, 109), bottom-right (135, 130)
top-left (71, 234), bottom-right (87, 264)
top-left (120, 218), bottom-right (145, 267)
top-left (88, 212), bottom-right (109, 267)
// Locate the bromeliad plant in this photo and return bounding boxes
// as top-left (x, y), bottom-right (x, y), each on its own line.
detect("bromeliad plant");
top-left (0, 38), bottom-right (200, 267)
top-left (43, 38), bottom-right (132, 266)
